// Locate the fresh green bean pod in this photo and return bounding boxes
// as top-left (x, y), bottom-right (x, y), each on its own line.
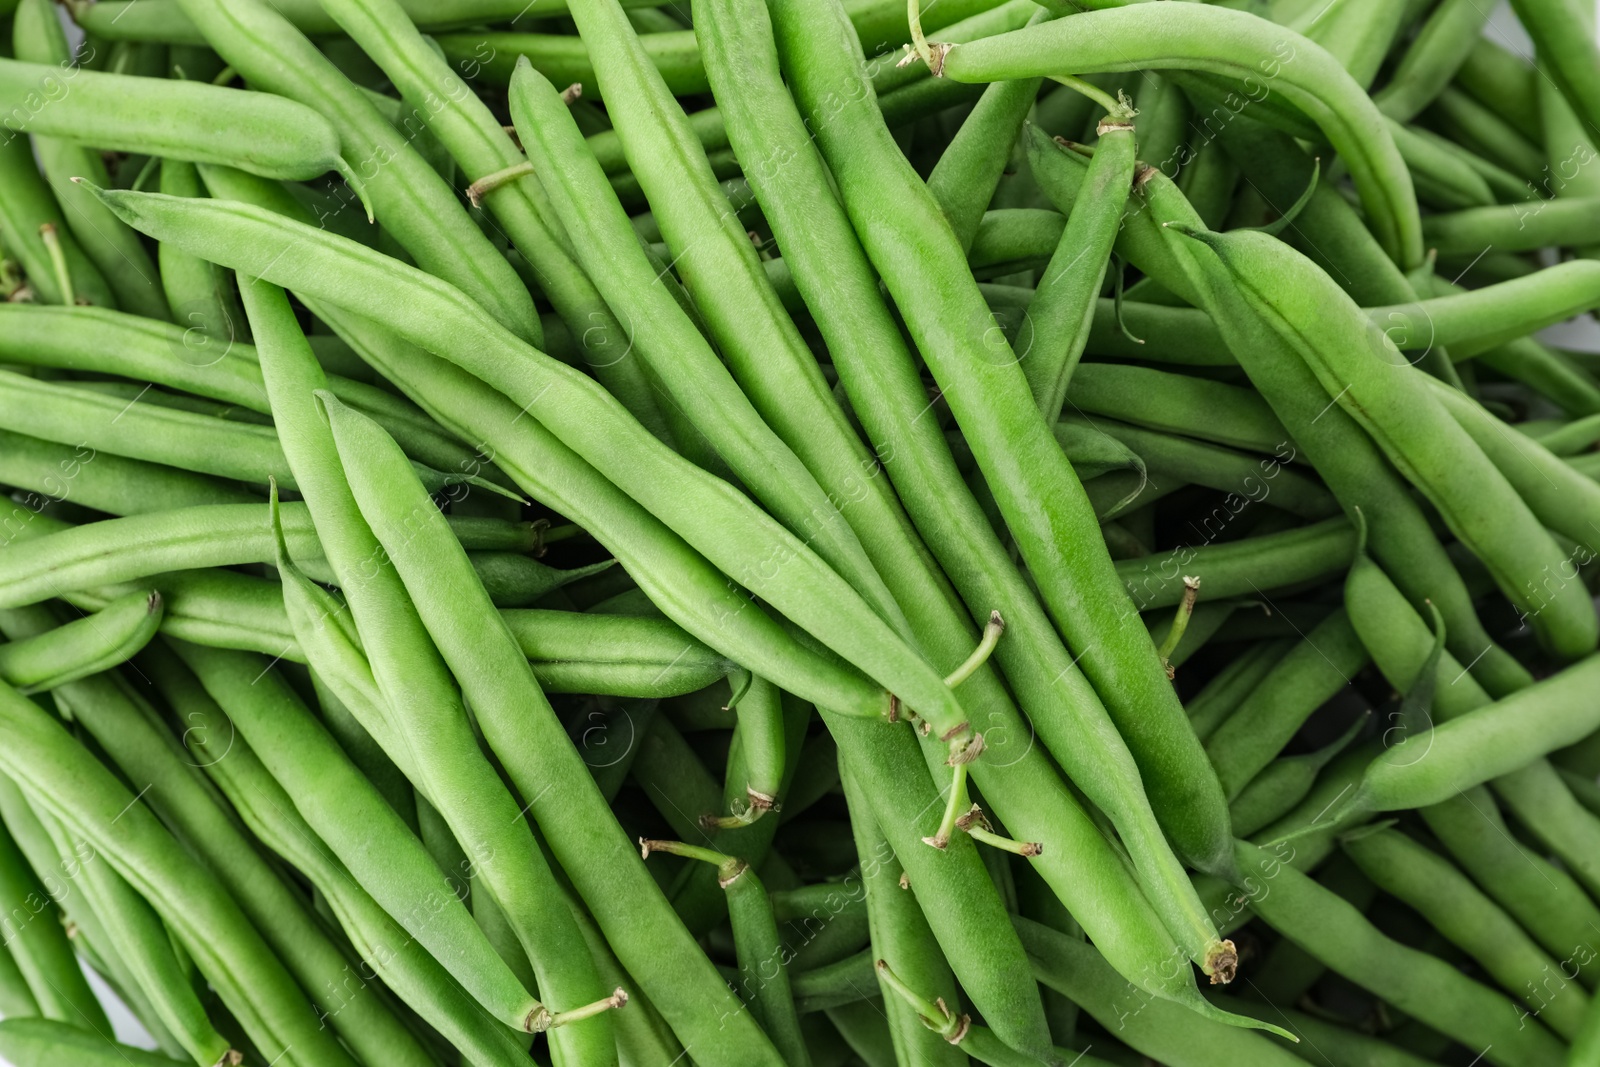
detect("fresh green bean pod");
top-left (27, 800), bottom-right (236, 1067)
top-left (162, 640), bottom-right (548, 1035)
top-left (1186, 639), bottom-right (1292, 742)
top-left (728, 0), bottom-right (1247, 1003)
top-left (1385, 117), bottom-right (1497, 209)
top-left (773, 0), bottom-right (1239, 894)
top-left (1342, 825), bottom-right (1591, 1039)
top-left (1372, 0), bottom-right (1494, 120)
top-left (0, 1018), bottom-right (190, 1066)
top-left (0, 678), bottom-right (360, 1067)
top-left (321, 390), bottom-right (644, 1062)
top-left (1093, 420), bottom-right (1338, 520)
top-left (1182, 225), bottom-right (1598, 658)
top-left (1024, 109), bottom-right (1136, 418)
top-left (939, 3), bottom-right (1422, 266)
top-left (314, 0), bottom-right (677, 448)
top-left (89, 183), bottom-right (983, 755)
top-left (156, 158), bottom-right (242, 340)
top-left (0, 431), bottom-right (255, 514)
top-left (1423, 195), bottom-right (1600, 255)
top-left (0, 57), bottom-right (350, 183)
top-left (0, 935), bottom-right (37, 1019)
top-left (1116, 516), bottom-right (1356, 611)
top-left (1297, 0), bottom-right (1407, 90)
top-left (0, 802), bottom-right (109, 1031)
top-left (1478, 337), bottom-right (1600, 416)
top-left (1373, 262), bottom-right (1600, 358)
top-left (11, 0), bottom-right (167, 319)
top-left (1429, 86), bottom-right (1546, 184)
top-left (642, 841), bottom-right (810, 1067)
top-left (1235, 838), bottom-right (1565, 1066)
top-left (0, 590), bottom-right (161, 693)
top-left (1070, 363), bottom-right (1290, 464)
top-left (1506, 0), bottom-right (1600, 151)
top-left (1456, 36), bottom-right (1540, 130)
top-left (439, 28), bottom-right (705, 96)
top-left (0, 501), bottom-right (526, 608)
top-left (926, 9), bottom-right (1051, 254)
top-left (166, 0), bottom-right (540, 344)
top-left (840, 769), bottom-right (966, 1067)
top-left (188, 704), bottom-right (533, 1067)
top-left (1205, 609), bottom-right (1369, 798)
top-left (508, 61), bottom-right (915, 662)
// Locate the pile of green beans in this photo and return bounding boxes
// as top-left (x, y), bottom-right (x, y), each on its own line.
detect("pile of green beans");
top-left (4, 0), bottom-right (1600, 1064)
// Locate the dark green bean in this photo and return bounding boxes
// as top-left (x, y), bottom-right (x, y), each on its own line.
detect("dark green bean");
top-left (0, 1018), bottom-right (191, 1066)
top-left (1428, 86), bottom-right (1546, 183)
top-left (1186, 639), bottom-right (1293, 742)
top-left (1455, 36), bottom-right (1540, 131)
top-left (1228, 714), bottom-right (1368, 838)
top-left (1117, 516), bottom-right (1356, 612)
top-left (1342, 825), bottom-right (1591, 1038)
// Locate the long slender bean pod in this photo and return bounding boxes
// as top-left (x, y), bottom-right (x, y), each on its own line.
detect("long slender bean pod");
top-left (0, 678), bottom-right (359, 1067)
top-left (0, 128), bottom-right (114, 307)
top-left (772, 0), bottom-right (1237, 890)
top-left (0, 590), bottom-right (162, 693)
top-left (1372, 0), bottom-right (1494, 120)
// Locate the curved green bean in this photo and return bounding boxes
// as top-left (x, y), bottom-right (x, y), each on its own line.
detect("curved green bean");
top-left (1182, 225), bottom-right (1598, 658)
top-left (0, 590), bottom-right (161, 694)
top-left (1228, 714), bottom-right (1368, 838)
top-left (1117, 515), bottom-right (1356, 611)
top-left (1372, 0), bottom-right (1493, 121)
top-left (1342, 825), bottom-right (1591, 1039)
top-left (939, 3), bottom-right (1423, 265)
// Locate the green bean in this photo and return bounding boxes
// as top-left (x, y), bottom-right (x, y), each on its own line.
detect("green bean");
top-left (0, 1018), bottom-right (192, 1066)
top-left (1372, 261), bottom-right (1600, 359)
top-left (187, 704), bottom-right (532, 1067)
top-left (323, 391), bottom-right (659, 1058)
top-left (1205, 609), bottom-right (1369, 798)
top-left (1022, 105), bottom-right (1135, 418)
top-left (316, 0), bottom-right (677, 448)
top-left (1117, 515), bottom-right (1356, 612)
top-left (0, 57), bottom-right (351, 185)
top-left (1455, 36), bottom-right (1540, 131)
top-left (11, 0), bottom-right (167, 319)
top-left (26, 799), bottom-right (236, 1067)
top-left (1178, 225), bottom-right (1598, 658)
top-left (1342, 825), bottom-right (1591, 1038)
top-left (0, 801), bottom-right (108, 1032)
top-left (166, 0), bottom-right (539, 344)
top-left (93, 187), bottom-right (983, 730)
top-left (156, 158), bottom-right (240, 340)
top-left (939, 4), bottom-right (1422, 266)
top-left (160, 639), bottom-right (551, 1038)
top-left (1371, 0), bottom-right (1494, 121)
top-left (1234, 838), bottom-right (1566, 1066)
top-left (0, 431), bottom-right (254, 515)
top-left (927, 9), bottom-right (1052, 254)
top-left (774, 0), bottom-right (1241, 904)
top-left (1428, 377), bottom-right (1600, 554)
top-left (1016, 916), bottom-right (1301, 1066)
top-left (1297, 0), bottom-right (1407, 90)
top-left (1423, 195), bottom-right (1600, 255)
top-left (732, 0), bottom-right (1253, 1005)
top-left (1071, 363), bottom-right (1288, 456)
top-left (0, 501), bottom-right (527, 608)
top-left (1228, 714), bottom-right (1368, 838)
top-left (1186, 639), bottom-right (1293, 742)
top-left (1093, 420), bottom-right (1338, 520)
top-left (642, 841), bottom-right (809, 1066)
top-left (839, 768), bottom-right (966, 1067)
top-left (0, 676), bottom-right (361, 1067)
top-left (0, 591), bottom-right (160, 694)
top-left (1527, 412), bottom-right (1600, 455)
top-left (1478, 337), bottom-right (1600, 416)
top-left (1428, 86), bottom-right (1546, 184)
top-left (440, 29), bottom-right (705, 96)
